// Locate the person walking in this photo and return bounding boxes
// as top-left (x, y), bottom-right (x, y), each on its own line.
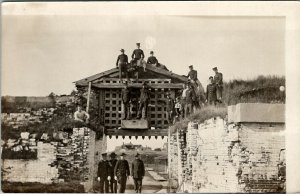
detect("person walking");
top-left (131, 153), bottom-right (145, 193)
top-left (97, 153), bottom-right (110, 193)
top-left (212, 67), bottom-right (223, 103)
top-left (165, 93), bottom-right (175, 124)
top-left (121, 82), bottom-right (132, 120)
top-left (114, 153), bottom-right (130, 193)
top-left (206, 76), bottom-right (217, 106)
top-left (108, 152), bottom-right (118, 193)
top-left (116, 49), bottom-right (129, 82)
top-left (137, 82), bottom-right (150, 119)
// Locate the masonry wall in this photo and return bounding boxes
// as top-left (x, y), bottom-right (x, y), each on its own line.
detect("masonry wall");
top-left (169, 104), bottom-right (286, 193)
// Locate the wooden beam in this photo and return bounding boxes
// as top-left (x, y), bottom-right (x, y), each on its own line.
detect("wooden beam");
top-left (91, 83), bottom-right (184, 89)
top-left (86, 82), bottom-right (92, 113)
top-left (105, 128), bottom-right (168, 136)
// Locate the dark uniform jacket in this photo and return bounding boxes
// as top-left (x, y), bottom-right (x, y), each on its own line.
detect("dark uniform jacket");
top-left (121, 88), bottom-right (131, 103)
top-left (131, 159), bottom-right (145, 179)
top-left (97, 160), bottom-right (111, 179)
top-left (206, 83), bottom-right (217, 101)
top-left (139, 88), bottom-right (149, 102)
top-left (147, 56), bottom-right (158, 64)
top-left (114, 159), bottom-right (130, 178)
top-left (186, 88), bottom-right (196, 104)
top-left (213, 72), bottom-right (223, 86)
top-left (116, 54), bottom-right (128, 66)
top-left (187, 70), bottom-right (198, 81)
top-left (165, 98), bottom-right (175, 112)
top-left (109, 159), bottom-right (118, 177)
top-left (132, 49), bottom-right (145, 60)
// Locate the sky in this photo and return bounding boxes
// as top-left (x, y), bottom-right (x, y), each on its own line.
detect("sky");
top-left (1, 14), bottom-right (285, 96)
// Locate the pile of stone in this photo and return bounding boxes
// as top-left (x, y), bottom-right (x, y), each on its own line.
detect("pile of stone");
top-left (178, 129), bottom-right (187, 180)
top-left (51, 127), bottom-right (90, 183)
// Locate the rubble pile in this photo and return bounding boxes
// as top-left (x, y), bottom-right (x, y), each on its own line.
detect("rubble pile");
top-left (51, 127), bottom-right (90, 183)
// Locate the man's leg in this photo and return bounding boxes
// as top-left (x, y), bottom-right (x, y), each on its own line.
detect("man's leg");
top-left (143, 101), bottom-right (148, 119)
top-left (113, 180), bottom-right (118, 193)
top-left (137, 103), bottom-right (143, 119)
top-left (137, 178), bottom-right (143, 193)
top-left (184, 104), bottom-right (188, 118)
top-left (123, 102), bottom-right (128, 120)
top-left (110, 180), bottom-right (114, 193)
top-left (99, 179), bottom-right (104, 193)
top-left (119, 65), bottom-right (123, 82)
top-left (104, 180), bottom-right (109, 193)
top-left (133, 178), bottom-right (138, 193)
top-left (119, 177), bottom-right (127, 193)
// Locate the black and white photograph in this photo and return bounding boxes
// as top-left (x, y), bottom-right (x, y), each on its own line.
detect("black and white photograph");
top-left (1, 2), bottom-right (300, 193)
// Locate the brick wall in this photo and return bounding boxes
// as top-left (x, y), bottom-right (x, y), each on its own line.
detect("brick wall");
top-left (169, 103), bottom-right (286, 193)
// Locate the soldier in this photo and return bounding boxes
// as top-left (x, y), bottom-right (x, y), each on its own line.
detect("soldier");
top-left (116, 49), bottom-right (129, 81)
top-left (212, 67), bottom-right (223, 103)
top-left (147, 51), bottom-right (158, 65)
top-left (108, 152), bottom-right (118, 193)
top-left (121, 82), bottom-right (131, 120)
top-left (181, 82), bottom-right (189, 118)
top-left (131, 153), bottom-right (145, 193)
top-left (185, 84), bottom-right (196, 118)
top-left (137, 82), bottom-right (150, 119)
top-left (206, 76), bottom-right (217, 106)
top-left (187, 65), bottom-right (201, 87)
top-left (131, 43), bottom-right (145, 62)
top-left (97, 153), bottom-right (111, 193)
top-left (114, 153), bottom-right (130, 193)
top-left (165, 93), bottom-right (175, 124)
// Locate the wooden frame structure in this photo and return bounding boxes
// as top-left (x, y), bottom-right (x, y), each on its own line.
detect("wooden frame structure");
top-left (74, 64), bottom-right (188, 137)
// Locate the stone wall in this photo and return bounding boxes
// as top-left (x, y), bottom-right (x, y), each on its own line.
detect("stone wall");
top-left (169, 103), bottom-right (286, 193)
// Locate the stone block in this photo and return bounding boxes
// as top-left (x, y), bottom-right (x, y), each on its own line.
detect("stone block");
top-left (121, 119), bottom-right (149, 129)
top-left (228, 103), bottom-right (285, 123)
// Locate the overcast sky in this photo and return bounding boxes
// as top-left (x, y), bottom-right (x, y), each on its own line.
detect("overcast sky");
top-left (2, 13), bottom-right (285, 96)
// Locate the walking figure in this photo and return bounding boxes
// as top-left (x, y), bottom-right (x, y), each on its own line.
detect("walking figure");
top-left (114, 153), bottom-right (130, 193)
top-left (131, 153), bottom-right (145, 193)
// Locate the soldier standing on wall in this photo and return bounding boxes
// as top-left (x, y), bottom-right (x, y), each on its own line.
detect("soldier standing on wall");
top-left (212, 67), bottom-right (223, 103)
top-left (206, 76), bottom-right (217, 106)
top-left (121, 82), bottom-right (131, 120)
top-left (137, 82), bottom-right (150, 119)
top-left (108, 152), bottom-right (118, 193)
top-left (114, 153), bottom-right (130, 193)
top-left (131, 153), bottom-right (145, 193)
top-left (131, 43), bottom-right (145, 63)
top-left (185, 84), bottom-right (196, 118)
top-left (97, 153), bottom-right (110, 193)
top-left (116, 49), bottom-right (129, 82)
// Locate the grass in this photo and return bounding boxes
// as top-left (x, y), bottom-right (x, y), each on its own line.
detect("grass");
top-left (170, 105), bottom-right (227, 134)
top-left (223, 75), bottom-right (285, 105)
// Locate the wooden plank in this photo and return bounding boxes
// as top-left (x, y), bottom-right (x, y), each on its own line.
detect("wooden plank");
top-left (74, 68), bottom-right (119, 85)
top-left (92, 83), bottom-right (184, 89)
top-left (86, 82), bottom-right (92, 113)
top-left (105, 128), bottom-right (168, 136)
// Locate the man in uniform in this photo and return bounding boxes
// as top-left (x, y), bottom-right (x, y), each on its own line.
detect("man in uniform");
top-left (114, 153), bottom-right (130, 193)
top-left (97, 153), bottom-right (110, 193)
top-left (147, 51), bottom-right (158, 65)
top-left (212, 67), bottom-right (223, 103)
top-left (131, 43), bottom-right (145, 62)
top-left (131, 153), bottom-right (145, 193)
top-left (206, 76), bottom-right (217, 106)
top-left (121, 82), bottom-right (131, 120)
top-left (137, 82), bottom-right (150, 119)
top-left (181, 82), bottom-right (189, 118)
top-left (187, 65), bottom-right (201, 87)
top-left (185, 84), bottom-right (196, 118)
top-left (165, 93), bottom-right (175, 124)
top-left (108, 152), bottom-right (118, 193)
top-left (116, 49), bottom-right (129, 82)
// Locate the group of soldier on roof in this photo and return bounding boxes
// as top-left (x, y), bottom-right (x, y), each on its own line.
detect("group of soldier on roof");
top-left (116, 42), bottom-right (223, 123)
top-left (97, 151), bottom-right (145, 193)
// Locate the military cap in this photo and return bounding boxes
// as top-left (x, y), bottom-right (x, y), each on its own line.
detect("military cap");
top-left (209, 76), bottom-right (213, 80)
top-left (120, 49), bottom-right (125, 52)
top-left (150, 51), bottom-right (154, 54)
top-left (136, 43), bottom-right (140, 46)
top-left (135, 153), bottom-right (140, 157)
top-left (212, 67), bottom-right (218, 71)
top-left (189, 65), bottom-right (193, 68)
top-left (102, 153), bottom-right (107, 156)
top-left (110, 152), bottom-right (117, 157)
